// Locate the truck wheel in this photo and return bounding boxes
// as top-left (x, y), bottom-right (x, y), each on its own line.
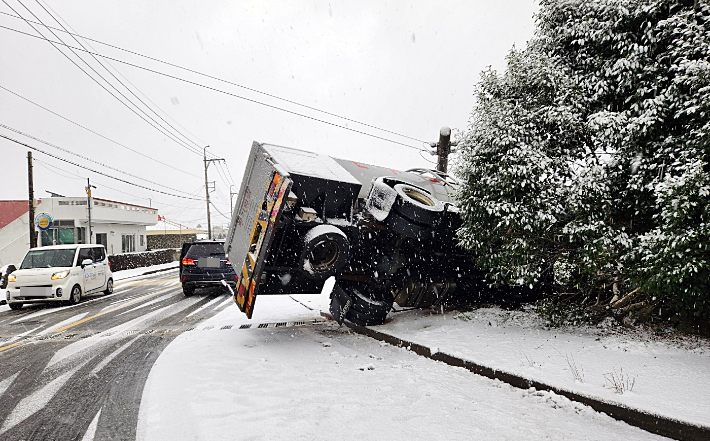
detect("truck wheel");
top-left (385, 211), bottom-right (431, 240)
top-left (345, 308), bottom-right (388, 326)
top-left (391, 184), bottom-right (444, 226)
top-left (300, 225), bottom-right (350, 280)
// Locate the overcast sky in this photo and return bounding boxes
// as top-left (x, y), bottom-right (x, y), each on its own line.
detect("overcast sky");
top-left (0, 0), bottom-right (538, 228)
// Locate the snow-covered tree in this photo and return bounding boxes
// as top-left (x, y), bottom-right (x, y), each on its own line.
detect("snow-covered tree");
top-left (456, 0), bottom-right (710, 327)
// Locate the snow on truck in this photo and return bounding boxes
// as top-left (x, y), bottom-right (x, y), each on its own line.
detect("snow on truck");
top-left (225, 141), bottom-right (480, 326)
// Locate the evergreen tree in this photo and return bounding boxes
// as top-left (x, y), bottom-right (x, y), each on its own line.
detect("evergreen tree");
top-left (456, 0), bottom-right (710, 327)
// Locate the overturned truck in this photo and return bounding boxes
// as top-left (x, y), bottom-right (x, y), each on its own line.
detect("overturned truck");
top-left (225, 142), bottom-right (480, 326)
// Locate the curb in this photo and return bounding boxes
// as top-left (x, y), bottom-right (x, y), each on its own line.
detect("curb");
top-left (322, 312), bottom-right (710, 441)
top-left (115, 264), bottom-right (179, 281)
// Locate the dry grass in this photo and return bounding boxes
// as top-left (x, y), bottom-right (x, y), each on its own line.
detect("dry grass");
top-left (604, 367), bottom-right (636, 394)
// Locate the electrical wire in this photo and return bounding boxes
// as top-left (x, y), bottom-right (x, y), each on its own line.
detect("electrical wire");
top-left (34, 157), bottom-right (167, 206)
top-left (3, 1), bottom-right (209, 158)
top-left (209, 200), bottom-right (231, 220)
top-left (0, 9), bottom-right (427, 145)
top-left (0, 85), bottom-right (201, 179)
top-left (1, 123), bottom-right (198, 197)
top-left (32, 0), bottom-right (208, 154)
top-left (1, 133), bottom-right (205, 200)
top-left (0, 24), bottom-right (427, 152)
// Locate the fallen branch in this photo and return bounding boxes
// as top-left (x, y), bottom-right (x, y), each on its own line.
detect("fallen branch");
top-left (612, 287), bottom-right (642, 309)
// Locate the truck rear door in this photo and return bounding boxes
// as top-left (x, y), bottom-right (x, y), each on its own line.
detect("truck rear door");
top-left (226, 143), bottom-right (292, 318)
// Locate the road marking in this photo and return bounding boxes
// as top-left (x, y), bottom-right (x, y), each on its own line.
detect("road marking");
top-left (0, 357), bottom-right (92, 435)
top-left (0, 342), bottom-right (22, 353)
top-left (37, 312), bottom-right (89, 336)
top-left (53, 286), bottom-right (176, 334)
top-left (81, 408), bottom-right (102, 441)
top-left (0, 372), bottom-right (19, 397)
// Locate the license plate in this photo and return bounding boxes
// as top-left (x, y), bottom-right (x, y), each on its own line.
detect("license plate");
top-left (20, 286), bottom-right (51, 297)
top-left (197, 258), bottom-right (221, 268)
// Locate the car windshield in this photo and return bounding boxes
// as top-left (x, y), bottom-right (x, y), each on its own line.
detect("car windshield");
top-left (184, 243), bottom-right (225, 258)
top-left (20, 248), bottom-right (76, 269)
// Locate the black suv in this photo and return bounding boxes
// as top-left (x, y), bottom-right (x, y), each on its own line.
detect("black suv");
top-left (179, 241), bottom-right (237, 296)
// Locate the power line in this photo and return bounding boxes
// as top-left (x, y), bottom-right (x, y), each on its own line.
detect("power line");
top-left (32, 0), bottom-right (207, 154)
top-left (3, 1), bottom-right (209, 157)
top-left (0, 84), bottom-right (201, 179)
top-left (0, 24), bottom-right (427, 152)
top-left (1, 133), bottom-right (205, 201)
top-left (209, 200), bottom-right (231, 220)
top-left (35, 157), bottom-right (165, 206)
top-left (1, 123), bottom-right (198, 197)
top-left (0, 9), bottom-right (427, 145)
top-left (36, 0), bottom-right (209, 149)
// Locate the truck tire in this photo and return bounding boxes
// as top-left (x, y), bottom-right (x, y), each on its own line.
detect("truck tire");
top-left (390, 183), bottom-right (444, 226)
top-left (345, 307), bottom-right (389, 326)
top-left (344, 284), bottom-right (390, 326)
top-left (300, 225), bottom-right (350, 280)
top-left (384, 211), bottom-right (432, 240)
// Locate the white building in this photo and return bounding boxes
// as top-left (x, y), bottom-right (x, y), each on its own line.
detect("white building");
top-left (0, 197), bottom-right (158, 267)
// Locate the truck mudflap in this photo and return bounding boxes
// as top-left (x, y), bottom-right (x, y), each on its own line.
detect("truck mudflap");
top-left (234, 170), bottom-right (293, 318)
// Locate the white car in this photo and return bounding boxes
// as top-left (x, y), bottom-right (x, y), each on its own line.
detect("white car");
top-left (6, 244), bottom-right (113, 310)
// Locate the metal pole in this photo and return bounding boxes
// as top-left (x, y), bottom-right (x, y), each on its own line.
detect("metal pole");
top-left (204, 146), bottom-right (212, 240)
top-left (27, 151), bottom-right (36, 248)
top-left (87, 178), bottom-right (92, 244)
top-left (437, 127), bottom-right (451, 173)
top-left (230, 185), bottom-right (237, 217)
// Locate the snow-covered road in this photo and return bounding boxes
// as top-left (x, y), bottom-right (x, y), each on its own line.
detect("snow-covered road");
top-left (136, 293), bottom-right (676, 440)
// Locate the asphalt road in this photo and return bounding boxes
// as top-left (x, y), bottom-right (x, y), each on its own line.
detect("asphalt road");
top-left (0, 269), bottom-right (231, 441)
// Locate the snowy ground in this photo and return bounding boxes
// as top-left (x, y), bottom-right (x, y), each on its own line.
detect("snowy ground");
top-left (135, 270), bottom-right (708, 440)
top-left (4, 263), bottom-right (706, 438)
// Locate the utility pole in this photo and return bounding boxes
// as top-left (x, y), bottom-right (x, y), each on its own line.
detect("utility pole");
top-left (86, 178), bottom-right (96, 244)
top-left (437, 127), bottom-right (451, 173)
top-left (427, 127), bottom-right (458, 174)
top-left (27, 151), bottom-right (37, 248)
top-left (203, 146), bottom-right (226, 240)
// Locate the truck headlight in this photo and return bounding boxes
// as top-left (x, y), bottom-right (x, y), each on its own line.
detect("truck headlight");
top-left (8, 274), bottom-right (16, 282)
top-left (51, 270), bottom-right (70, 280)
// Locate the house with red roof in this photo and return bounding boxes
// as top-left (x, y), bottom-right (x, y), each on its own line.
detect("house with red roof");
top-left (0, 197), bottom-right (159, 267)
top-left (0, 200), bottom-right (37, 268)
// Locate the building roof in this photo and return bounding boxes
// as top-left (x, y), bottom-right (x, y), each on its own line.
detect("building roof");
top-left (0, 200), bottom-right (39, 229)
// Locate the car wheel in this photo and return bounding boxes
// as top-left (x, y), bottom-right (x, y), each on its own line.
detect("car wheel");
top-left (390, 183), bottom-right (444, 226)
top-left (183, 284), bottom-right (194, 297)
top-left (104, 278), bottom-right (114, 295)
top-left (68, 285), bottom-right (82, 305)
top-left (8, 302), bottom-right (23, 310)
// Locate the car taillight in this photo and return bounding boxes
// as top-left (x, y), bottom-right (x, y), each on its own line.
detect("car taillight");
top-left (108, 261), bottom-right (111, 269)
top-left (226, 260), bottom-right (231, 265)
top-left (182, 258), bottom-right (195, 265)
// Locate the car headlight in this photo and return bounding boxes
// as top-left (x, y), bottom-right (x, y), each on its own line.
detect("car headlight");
top-left (51, 270), bottom-right (70, 280)
top-left (8, 274), bottom-right (16, 283)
